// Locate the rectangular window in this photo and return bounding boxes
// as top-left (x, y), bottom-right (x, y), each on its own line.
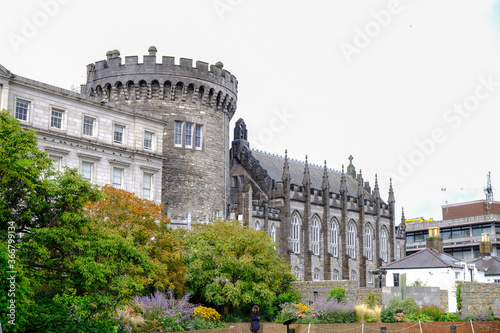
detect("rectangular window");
top-left (393, 273), bottom-right (400, 287)
top-left (143, 173), bottom-right (152, 200)
top-left (51, 109), bottom-right (64, 129)
top-left (83, 116), bottom-right (95, 136)
top-left (81, 161), bottom-right (93, 181)
top-left (114, 124), bottom-right (124, 143)
top-left (112, 167), bottom-right (124, 189)
top-left (50, 155), bottom-right (62, 171)
top-left (144, 131), bottom-right (153, 149)
top-left (15, 100), bottom-right (29, 121)
top-left (455, 272), bottom-right (461, 280)
top-left (174, 121), bottom-right (182, 146)
top-left (185, 123), bottom-right (193, 148)
top-left (195, 125), bottom-right (202, 149)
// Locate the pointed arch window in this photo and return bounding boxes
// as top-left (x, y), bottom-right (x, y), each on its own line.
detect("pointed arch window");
top-left (365, 224), bottom-right (373, 260)
top-left (351, 270), bottom-right (357, 280)
top-left (311, 216), bottom-right (320, 255)
top-left (333, 269), bottom-right (340, 281)
top-left (313, 267), bottom-right (321, 281)
top-left (255, 221), bottom-right (261, 231)
top-left (293, 266), bottom-right (301, 280)
top-left (396, 242), bottom-right (401, 260)
top-left (347, 221), bottom-right (356, 258)
top-left (381, 227), bottom-right (388, 262)
top-left (330, 220), bottom-right (339, 257)
top-left (291, 214), bottom-right (300, 253)
top-left (270, 223), bottom-right (276, 243)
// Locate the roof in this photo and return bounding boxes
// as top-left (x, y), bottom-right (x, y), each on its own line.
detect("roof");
top-left (250, 149), bottom-right (373, 199)
top-left (382, 248), bottom-right (462, 270)
top-left (468, 256), bottom-right (500, 276)
top-left (0, 64), bottom-right (13, 78)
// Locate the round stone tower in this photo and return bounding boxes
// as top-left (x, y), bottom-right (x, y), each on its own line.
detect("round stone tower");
top-left (86, 47), bottom-right (238, 221)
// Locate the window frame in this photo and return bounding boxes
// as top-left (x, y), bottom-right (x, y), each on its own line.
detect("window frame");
top-left (195, 124), bottom-right (203, 149)
top-left (365, 224), bottom-right (373, 260)
top-left (113, 124), bottom-right (125, 144)
top-left (174, 121), bottom-right (183, 147)
top-left (291, 214), bottom-right (300, 254)
top-left (393, 273), bottom-right (400, 287)
top-left (50, 108), bottom-right (65, 130)
top-left (81, 161), bottom-right (94, 182)
top-left (381, 227), bottom-right (388, 262)
top-left (311, 216), bottom-right (320, 255)
top-left (313, 267), bottom-right (321, 281)
top-left (330, 219), bottom-right (339, 257)
top-left (83, 116), bottom-right (96, 137)
top-left (112, 167), bottom-right (124, 189)
top-left (347, 221), bottom-right (356, 258)
top-left (143, 172), bottom-right (153, 200)
top-left (15, 99), bottom-right (30, 122)
top-left (185, 123), bottom-right (193, 148)
top-left (144, 131), bottom-right (154, 150)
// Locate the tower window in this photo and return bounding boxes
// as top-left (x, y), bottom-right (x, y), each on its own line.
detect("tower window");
top-left (174, 121), bottom-right (182, 146)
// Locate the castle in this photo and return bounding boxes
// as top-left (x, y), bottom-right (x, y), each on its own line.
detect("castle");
top-left (0, 47), bottom-right (405, 284)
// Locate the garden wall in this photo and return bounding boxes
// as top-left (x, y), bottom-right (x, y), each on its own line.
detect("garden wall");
top-left (291, 280), bottom-right (374, 304)
top-left (382, 286), bottom-right (442, 310)
top-left (461, 283), bottom-right (500, 317)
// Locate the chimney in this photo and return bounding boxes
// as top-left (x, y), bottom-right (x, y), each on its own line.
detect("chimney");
top-left (426, 227), bottom-right (443, 252)
top-left (480, 233), bottom-right (492, 258)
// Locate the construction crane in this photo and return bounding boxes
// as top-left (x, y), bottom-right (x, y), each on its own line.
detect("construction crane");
top-left (485, 172), bottom-right (493, 212)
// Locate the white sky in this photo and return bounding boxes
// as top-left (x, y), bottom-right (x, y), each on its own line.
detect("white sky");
top-left (2, 0), bottom-right (500, 221)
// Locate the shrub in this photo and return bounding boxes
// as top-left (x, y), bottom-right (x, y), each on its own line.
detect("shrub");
top-left (381, 308), bottom-right (396, 323)
top-left (438, 313), bottom-right (461, 322)
top-left (388, 296), bottom-right (419, 315)
top-left (328, 287), bottom-right (346, 302)
top-left (455, 282), bottom-right (463, 311)
top-left (406, 312), bottom-right (434, 322)
top-left (365, 292), bottom-right (382, 308)
top-left (354, 304), bottom-right (381, 323)
top-left (312, 298), bottom-right (356, 323)
top-left (417, 305), bottom-right (442, 322)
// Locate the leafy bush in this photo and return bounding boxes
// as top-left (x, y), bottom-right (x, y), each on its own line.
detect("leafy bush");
top-left (438, 313), bottom-right (461, 322)
top-left (455, 282), bottom-right (463, 311)
top-left (381, 308), bottom-right (396, 323)
top-left (274, 299), bottom-right (356, 324)
top-left (365, 292), bottom-right (382, 308)
top-left (409, 279), bottom-right (427, 287)
top-left (388, 296), bottom-right (419, 315)
top-left (405, 313), bottom-right (434, 322)
top-left (417, 305), bottom-right (442, 322)
top-left (191, 316), bottom-right (226, 330)
top-left (328, 287), bottom-right (346, 302)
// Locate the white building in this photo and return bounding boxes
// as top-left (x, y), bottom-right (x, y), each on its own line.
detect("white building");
top-left (0, 64), bottom-right (165, 202)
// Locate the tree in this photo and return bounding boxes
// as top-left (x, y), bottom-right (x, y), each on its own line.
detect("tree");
top-left (85, 185), bottom-right (186, 294)
top-left (183, 220), bottom-right (294, 312)
top-left (0, 110), bottom-right (54, 233)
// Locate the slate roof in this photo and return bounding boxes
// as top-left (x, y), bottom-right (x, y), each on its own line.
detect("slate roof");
top-left (468, 256), bottom-right (500, 276)
top-left (250, 150), bottom-right (375, 199)
top-left (382, 248), bottom-right (462, 270)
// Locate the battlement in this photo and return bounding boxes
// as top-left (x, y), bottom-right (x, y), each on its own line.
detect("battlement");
top-left (86, 47), bottom-right (238, 95)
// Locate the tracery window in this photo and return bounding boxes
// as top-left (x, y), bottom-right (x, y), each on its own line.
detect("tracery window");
top-left (291, 214), bottom-right (300, 253)
top-left (311, 216), bottom-right (320, 255)
top-left (347, 221), bottom-right (356, 258)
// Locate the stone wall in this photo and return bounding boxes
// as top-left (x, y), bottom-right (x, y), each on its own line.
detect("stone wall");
top-left (461, 283), bottom-right (500, 316)
top-left (382, 286), bottom-right (442, 309)
top-left (291, 280), bottom-right (379, 305)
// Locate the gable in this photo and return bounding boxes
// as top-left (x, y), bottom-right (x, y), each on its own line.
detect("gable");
top-left (383, 248), bottom-right (461, 269)
top-left (0, 64), bottom-right (13, 79)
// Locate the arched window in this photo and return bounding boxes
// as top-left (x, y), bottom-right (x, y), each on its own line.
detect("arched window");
top-left (348, 221), bottom-right (356, 258)
top-left (330, 219), bottom-right (339, 257)
top-left (293, 266), bottom-right (301, 280)
top-left (313, 267), bottom-right (321, 281)
top-left (270, 223), bottom-right (276, 243)
top-left (396, 242), bottom-right (401, 260)
top-left (381, 227), bottom-right (388, 262)
top-left (291, 214), bottom-right (300, 253)
top-left (351, 270), bottom-right (357, 280)
top-left (254, 221), bottom-right (261, 231)
top-left (311, 216), bottom-right (320, 255)
top-left (333, 269), bottom-right (340, 281)
top-left (365, 224), bottom-right (373, 260)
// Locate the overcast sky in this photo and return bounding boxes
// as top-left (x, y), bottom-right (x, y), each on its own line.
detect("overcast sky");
top-left (2, 0), bottom-right (500, 221)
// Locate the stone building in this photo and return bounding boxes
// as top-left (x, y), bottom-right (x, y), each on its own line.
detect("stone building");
top-left (230, 119), bottom-right (406, 285)
top-left (84, 47), bottom-right (238, 226)
top-left (0, 63), bottom-right (164, 202)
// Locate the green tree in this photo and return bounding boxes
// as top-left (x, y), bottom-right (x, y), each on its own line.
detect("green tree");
top-left (183, 220), bottom-right (294, 312)
top-left (0, 110), bottom-right (54, 233)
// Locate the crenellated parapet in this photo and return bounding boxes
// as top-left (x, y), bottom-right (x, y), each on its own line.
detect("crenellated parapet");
top-left (86, 47), bottom-right (237, 117)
